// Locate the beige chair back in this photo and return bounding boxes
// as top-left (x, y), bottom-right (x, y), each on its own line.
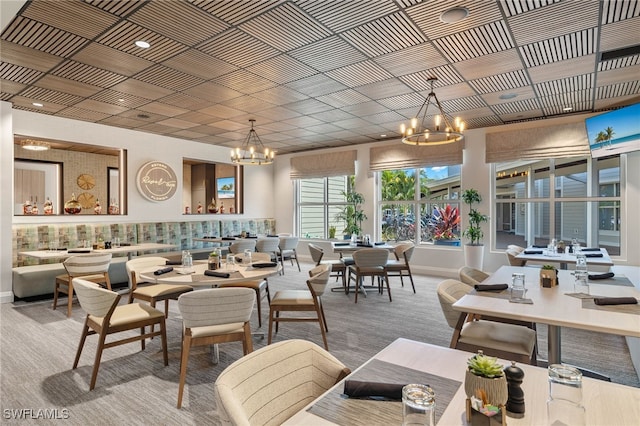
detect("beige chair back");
top-left (308, 243), bottom-right (324, 265)
top-left (507, 244), bottom-right (525, 254)
top-left (214, 339), bottom-right (349, 426)
top-left (229, 239), bottom-right (257, 254)
top-left (73, 278), bottom-right (118, 318)
top-left (353, 248), bottom-right (389, 269)
top-left (256, 237), bottom-right (279, 253)
top-left (437, 279), bottom-right (473, 329)
top-left (250, 252), bottom-right (272, 263)
top-left (307, 264), bottom-right (332, 297)
top-left (126, 256), bottom-right (169, 289)
top-left (394, 243), bottom-right (414, 263)
top-left (278, 236), bottom-right (298, 252)
top-left (63, 253), bottom-right (113, 276)
top-left (178, 287), bottom-right (255, 329)
top-left (506, 248), bottom-right (526, 266)
top-left (458, 266), bottom-right (489, 286)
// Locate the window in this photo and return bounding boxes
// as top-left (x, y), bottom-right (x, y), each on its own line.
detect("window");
top-left (296, 176), bottom-right (352, 239)
top-left (379, 166), bottom-right (461, 245)
top-left (494, 155), bottom-right (622, 255)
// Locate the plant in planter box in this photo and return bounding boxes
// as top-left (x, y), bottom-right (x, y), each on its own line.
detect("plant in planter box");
top-left (464, 352), bottom-right (508, 416)
top-left (428, 204), bottom-right (460, 244)
top-left (540, 264), bottom-right (559, 287)
top-left (328, 226), bottom-right (336, 239)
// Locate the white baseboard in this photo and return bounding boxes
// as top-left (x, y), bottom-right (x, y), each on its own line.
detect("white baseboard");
top-left (0, 291), bottom-right (15, 304)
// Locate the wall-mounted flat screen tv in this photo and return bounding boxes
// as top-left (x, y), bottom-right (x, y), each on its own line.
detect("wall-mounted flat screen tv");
top-left (585, 102), bottom-right (640, 158)
top-left (217, 177), bottom-right (235, 198)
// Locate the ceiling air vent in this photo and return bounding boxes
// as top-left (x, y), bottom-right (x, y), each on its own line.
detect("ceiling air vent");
top-left (600, 44), bottom-right (640, 61)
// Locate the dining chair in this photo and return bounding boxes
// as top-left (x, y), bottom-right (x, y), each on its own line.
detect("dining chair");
top-left (214, 339), bottom-right (351, 425)
top-left (229, 239), bottom-right (257, 254)
top-left (507, 244), bottom-right (525, 254)
top-left (436, 279), bottom-right (537, 365)
top-left (72, 278), bottom-right (168, 390)
top-left (347, 248), bottom-right (392, 303)
top-left (278, 236), bottom-right (301, 274)
top-left (268, 264), bottom-right (332, 350)
top-left (308, 243), bottom-right (347, 292)
top-left (218, 252), bottom-right (272, 328)
top-left (126, 256), bottom-right (193, 320)
top-left (385, 242), bottom-right (416, 293)
top-left (255, 237), bottom-right (280, 262)
top-left (458, 266), bottom-right (490, 287)
top-left (53, 253), bottom-right (113, 317)
top-left (506, 248), bottom-right (527, 266)
top-left (177, 287), bottom-right (256, 409)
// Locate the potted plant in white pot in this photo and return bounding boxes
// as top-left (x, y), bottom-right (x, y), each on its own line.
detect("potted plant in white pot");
top-left (335, 190), bottom-right (367, 240)
top-left (462, 188), bottom-right (489, 269)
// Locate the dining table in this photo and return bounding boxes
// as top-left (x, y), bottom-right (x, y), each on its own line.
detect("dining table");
top-left (283, 338), bottom-right (640, 425)
top-left (453, 265), bottom-right (640, 369)
top-left (19, 242), bottom-right (177, 261)
top-left (515, 246), bottom-right (614, 270)
top-left (331, 241), bottom-right (396, 255)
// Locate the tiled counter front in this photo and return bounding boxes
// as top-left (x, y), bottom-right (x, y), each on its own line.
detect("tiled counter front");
top-left (12, 219), bottom-right (276, 267)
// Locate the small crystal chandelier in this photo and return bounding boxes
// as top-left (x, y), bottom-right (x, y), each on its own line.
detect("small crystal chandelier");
top-left (230, 119), bottom-right (274, 165)
top-left (21, 139), bottom-right (50, 151)
top-left (400, 77), bottom-right (465, 146)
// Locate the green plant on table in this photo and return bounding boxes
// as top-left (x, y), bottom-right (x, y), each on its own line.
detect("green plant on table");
top-left (467, 353), bottom-right (504, 378)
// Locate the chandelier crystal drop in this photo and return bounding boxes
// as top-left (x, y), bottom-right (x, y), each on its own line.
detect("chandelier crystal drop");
top-left (230, 119), bottom-right (274, 165)
top-left (400, 77), bottom-right (465, 146)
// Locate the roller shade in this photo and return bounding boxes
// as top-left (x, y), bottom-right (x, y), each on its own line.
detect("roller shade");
top-left (486, 122), bottom-right (590, 163)
top-left (290, 150), bottom-right (356, 179)
top-left (369, 140), bottom-right (463, 171)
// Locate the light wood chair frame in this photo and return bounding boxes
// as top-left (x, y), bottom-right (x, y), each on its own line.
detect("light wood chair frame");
top-left (347, 248), bottom-right (392, 303)
top-left (278, 236), bottom-right (301, 273)
top-left (308, 243), bottom-right (347, 292)
top-left (385, 243), bottom-right (416, 293)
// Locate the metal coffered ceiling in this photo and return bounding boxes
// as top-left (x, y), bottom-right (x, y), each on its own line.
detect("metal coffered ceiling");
top-left (1, 0), bottom-right (639, 155)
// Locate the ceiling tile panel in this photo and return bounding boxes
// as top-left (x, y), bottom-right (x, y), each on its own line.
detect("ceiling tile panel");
top-left (500, 0), bottom-right (561, 17)
top-left (0, 62), bottom-right (42, 85)
top-left (289, 36), bottom-right (367, 72)
top-left (135, 64), bottom-right (205, 91)
top-left (596, 80), bottom-right (640, 101)
top-left (22, 0), bottom-right (118, 39)
top-left (247, 54), bottom-right (316, 84)
top-left (252, 86), bottom-right (308, 105)
top-left (454, 49), bottom-right (524, 80)
top-left (0, 78), bottom-right (26, 96)
top-left (98, 115), bottom-right (147, 128)
top-left (528, 55), bottom-right (597, 84)
top-left (10, 96), bottom-right (66, 113)
top-left (56, 106), bottom-right (111, 121)
top-left (19, 86), bottom-right (83, 106)
top-left (355, 78), bottom-right (413, 100)
top-left (162, 49), bottom-right (238, 80)
top-left (109, 79), bottom-right (173, 100)
top-left (128, 1), bottom-right (228, 45)
top-left (520, 29), bottom-right (597, 67)
top-left (325, 60), bottom-right (393, 86)
top-left (408, 0), bottom-right (503, 39)
top-left (599, 16), bottom-right (640, 51)
top-left (373, 42), bottom-right (448, 77)
top-left (160, 92), bottom-right (213, 110)
top-left (534, 74), bottom-right (595, 98)
top-left (34, 74), bottom-right (102, 97)
top-left (1, 17), bottom-right (88, 57)
top-left (239, 3), bottom-right (331, 51)
top-left (73, 98), bottom-right (129, 115)
top-left (285, 74), bottom-right (347, 97)
top-left (137, 102), bottom-right (189, 117)
top-left (399, 65), bottom-right (464, 91)
top-left (283, 98), bottom-right (334, 115)
top-left (189, 0), bottom-right (286, 25)
top-left (341, 12), bottom-right (427, 57)
top-left (492, 98), bottom-right (543, 115)
top-left (214, 70), bottom-right (278, 95)
top-left (297, 0), bottom-right (398, 33)
top-left (183, 82), bottom-right (243, 102)
top-left (197, 28), bottom-right (280, 68)
top-left (434, 20), bottom-right (514, 63)
top-left (341, 101), bottom-right (390, 116)
top-left (316, 89), bottom-right (371, 109)
top-left (469, 70), bottom-right (530, 94)
top-left (311, 108), bottom-right (357, 123)
top-left (51, 60), bottom-right (128, 87)
top-left (72, 43), bottom-right (153, 76)
top-left (91, 89), bottom-right (151, 109)
top-left (0, 40), bottom-right (63, 72)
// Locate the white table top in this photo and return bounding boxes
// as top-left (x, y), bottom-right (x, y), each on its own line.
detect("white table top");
top-left (284, 338), bottom-right (640, 425)
top-left (453, 265), bottom-right (640, 338)
top-left (19, 243), bottom-right (176, 259)
top-left (139, 260), bottom-right (281, 286)
top-left (515, 247), bottom-right (614, 267)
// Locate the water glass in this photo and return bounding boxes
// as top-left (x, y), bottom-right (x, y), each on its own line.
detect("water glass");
top-left (575, 253), bottom-right (588, 274)
top-left (226, 254), bottom-right (235, 271)
top-left (113, 237), bottom-right (120, 248)
top-left (573, 270), bottom-right (589, 295)
top-left (402, 384), bottom-right (435, 426)
top-left (547, 364), bottom-right (585, 426)
top-left (511, 272), bottom-right (526, 301)
top-left (243, 249), bottom-right (252, 265)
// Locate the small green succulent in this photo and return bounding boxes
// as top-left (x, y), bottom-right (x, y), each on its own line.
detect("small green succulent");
top-left (467, 353), bottom-right (504, 378)
top-left (542, 264), bottom-right (555, 270)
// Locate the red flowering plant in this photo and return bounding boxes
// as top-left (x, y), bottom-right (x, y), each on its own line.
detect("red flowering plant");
top-left (428, 205), bottom-right (461, 241)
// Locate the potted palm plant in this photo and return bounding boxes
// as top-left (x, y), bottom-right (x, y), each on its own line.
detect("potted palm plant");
top-left (462, 188), bottom-right (489, 269)
top-left (334, 190), bottom-right (367, 239)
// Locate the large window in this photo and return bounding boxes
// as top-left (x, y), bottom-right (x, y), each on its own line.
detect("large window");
top-left (494, 155), bottom-right (622, 255)
top-left (379, 166), bottom-right (461, 245)
top-left (296, 176), bottom-right (352, 239)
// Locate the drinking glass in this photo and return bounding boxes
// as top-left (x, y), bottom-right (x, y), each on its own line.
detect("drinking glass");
top-left (547, 364), bottom-right (585, 426)
top-left (510, 272), bottom-right (526, 301)
top-left (402, 384), bottom-right (435, 426)
top-left (573, 270), bottom-right (589, 295)
top-left (226, 254), bottom-right (235, 271)
top-left (243, 249), bottom-right (252, 265)
top-left (575, 253), bottom-right (588, 274)
top-left (113, 237), bottom-right (120, 248)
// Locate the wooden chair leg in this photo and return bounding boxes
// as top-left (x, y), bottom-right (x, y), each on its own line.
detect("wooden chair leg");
top-left (242, 322), bottom-right (253, 354)
top-left (67, 282), bottom-right (74, 317)
top-left (268, 309), bottom-right (275, 345)
top-left (89, 331), bottom-right (108, 390)
top-left (159, 318), bottom-right (168, 366)
top-left (177, 334), bottom-right (192, 408)
top-left (73, 320), bottom-right (90, 369)
top-left (318, 308), bottom-right (329, 351)
top-left (385, 274), bottom-right (392, 302)
top-left (255, 288), bottom-right (262, 328)
top-left (53, 282), bottom-right (59, 311)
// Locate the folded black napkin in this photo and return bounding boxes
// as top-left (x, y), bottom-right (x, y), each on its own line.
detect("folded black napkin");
top-left (374, 242), bottom-right (385, 246)
top-left (474, 283), bottom-right (509, 292)
top-left (222, 237), bottom-right (237, 241)
top-left (252, 262), bottom-right (278, 268)
top-left (593, 297), bottom-right (638, 306)
top-left (119, 242), bottom-right (131, 246)
top-left (357, 243), bottom-right (373, 247)
top-left (245, 235), bottom-right (257, 239)
top-left (585, 253), bottom-right (603, 258)
top-left (154, 267), bottom-right (173, 275)
top-left (581, 247), bottom-right (601, 252)
top-left (334, 242), bottom-right (350, 246)
top-left (524, 250), bottom-right (543, 254)
top-left (166, 260), bottom-right (182, 265)
top-left (267, 234), bottom-right (278, 237)
top-left (67, 249), bottom-right (91, 253)
top-left (202, 236), bottom-right (215, 239)
top-left (588, 272), bottom-right (614, 280)
top-left (204, 270), bottom-right (230, 278)
top-left (343, 380), bottom-right (405, 400)
top-left (532, 245), bottom-right (547, 248)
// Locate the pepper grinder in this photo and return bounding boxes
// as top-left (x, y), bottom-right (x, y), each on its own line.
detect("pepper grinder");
top-left (504, 361), bottom-right (525, 418)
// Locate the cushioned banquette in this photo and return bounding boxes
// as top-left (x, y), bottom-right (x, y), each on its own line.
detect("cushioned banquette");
top-left (12, 219), bottom-right (275, 299)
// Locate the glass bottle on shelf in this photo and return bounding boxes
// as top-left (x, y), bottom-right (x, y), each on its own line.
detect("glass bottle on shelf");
top-left (108, 198), bottom-right (119, 215)
top-left (43, 197), bottom-right (53, 215)
top-left (197, 201), bottom-right (203, 214)
top-left (207, 198), bottom-right (217, 213)
top-left (94, 198), bottom-right (102, 214)
top-left (31, 198), bottom-right (39, 215)
top-left (23, 199), bottom-right (32, 215)
top-left (64, 193), bottom-right (81, 215)
top-left (219, 201), bottom-right (225, 214)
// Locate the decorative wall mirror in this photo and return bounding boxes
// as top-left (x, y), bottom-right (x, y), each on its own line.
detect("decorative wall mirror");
top-left (14, 136), bottom-right (127, 216)
top-left (182, 159), bottom-right (243, 215)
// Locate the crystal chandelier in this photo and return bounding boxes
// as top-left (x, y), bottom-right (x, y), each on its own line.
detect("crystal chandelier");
top-left (230, 119), bottom-right (274, 165)
top-left (400, 77), bottom-right (465, 146)
top-left (21, 139), bottom-right (50, 151)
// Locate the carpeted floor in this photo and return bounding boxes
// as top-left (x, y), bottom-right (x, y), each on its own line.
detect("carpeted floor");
top-left (1, 261), bottom-right (637, 425)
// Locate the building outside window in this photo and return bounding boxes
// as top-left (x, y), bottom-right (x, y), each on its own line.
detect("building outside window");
top-left (296, 175), bottom-right (353, 239)
top-left (378, 166), bottom-right (461, 245)
top-left (494, 155), bottom-right (622, 255)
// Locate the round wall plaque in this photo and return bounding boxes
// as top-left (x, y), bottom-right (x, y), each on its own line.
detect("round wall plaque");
top-left (136, 161), bottom-right (178, 202)
top-left (76, 173), bottom-right (95, 190)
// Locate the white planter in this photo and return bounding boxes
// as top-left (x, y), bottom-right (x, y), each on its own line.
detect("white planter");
top-left (464, 244), bottom-right (485, 270)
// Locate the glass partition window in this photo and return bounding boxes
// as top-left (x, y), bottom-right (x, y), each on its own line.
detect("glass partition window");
top-left (296, 176), bottom-right (351, 239)
top-left (379, 166), bottom-right (461, 245)
top-left (494, 156), bottom-right (623, 255)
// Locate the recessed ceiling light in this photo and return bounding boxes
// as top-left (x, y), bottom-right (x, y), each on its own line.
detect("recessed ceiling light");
top-left (499, 93), bottom-right (518, 100)
top-left (32, 102), bottom-right (43, 107)
top-left (117, 98), bottom-right (125, 102)
top-left (563, 107), bottom-right (573, 112)
top-left (380, 134), bottom-right (387, 138)
top-left (439, 6), bottom-right (469, 24)
top-left (135, 40), bottom-right (150, 48)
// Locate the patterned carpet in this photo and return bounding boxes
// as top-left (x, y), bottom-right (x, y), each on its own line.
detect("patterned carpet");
top-left (1, 261), bottom-right (637, 425)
